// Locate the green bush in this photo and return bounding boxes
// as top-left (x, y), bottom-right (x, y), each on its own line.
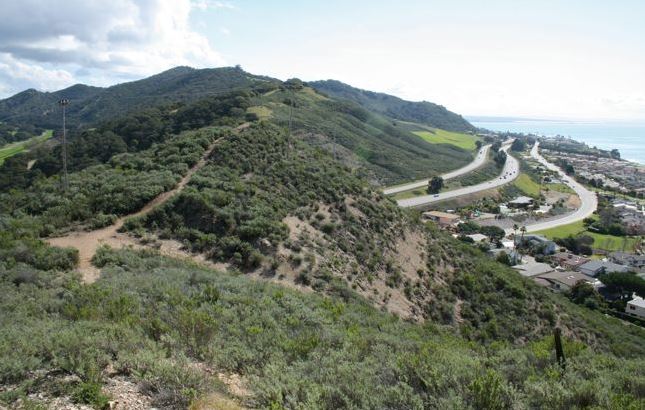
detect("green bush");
top-left (72, 381), bottom-right (110, 409)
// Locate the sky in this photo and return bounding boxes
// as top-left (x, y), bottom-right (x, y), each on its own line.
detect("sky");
top-left (1, 0), bottom-right (644, 121)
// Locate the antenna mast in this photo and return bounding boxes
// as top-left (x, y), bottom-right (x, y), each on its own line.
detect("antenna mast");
top-left (58, 99), bottom-right (70, 192)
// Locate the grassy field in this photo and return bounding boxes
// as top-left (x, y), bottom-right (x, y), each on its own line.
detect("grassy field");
top-left (534, 219), bottom-right (641, 252)
top-left (0, 130), bottom-right (52, 165)
top-left (544, 182), bottom-right (575, 194)
top-left (513, 173), bottom-right (542, 197)
top-left (392, 188), bottom-right (427, 200)
top-left (246, 106), bottom-right (272, 119)
top-left (413, 129), bottom-right (479, 150)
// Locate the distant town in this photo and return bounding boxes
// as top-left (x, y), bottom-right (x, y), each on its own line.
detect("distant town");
top-left (419, 132), bottom-right (644, 322)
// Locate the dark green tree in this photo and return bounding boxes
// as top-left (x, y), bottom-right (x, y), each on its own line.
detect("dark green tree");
top-left (567, 281), bottom-right (605, 310)
top-left (599, 272), bottom-right (645, 299)
top-left (427, 176), bottom-right (444, 194)
top-left (510, 139), bottom-right (526, 152)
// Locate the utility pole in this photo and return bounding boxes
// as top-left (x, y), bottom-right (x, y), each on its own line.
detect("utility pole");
top-left (288, 95), bottom-right (293, 138)
top-left (58, 99), bottom-right (70, 192)
top-left (553, 327), bottom-right (566, 370)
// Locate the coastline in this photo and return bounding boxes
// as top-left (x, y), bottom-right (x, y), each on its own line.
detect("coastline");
top-left (468, 117), bottom-right (645, 165)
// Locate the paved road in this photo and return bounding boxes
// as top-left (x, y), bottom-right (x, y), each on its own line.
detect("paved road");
top-left (383, 144), bottom-right (491, 195)
top-left (398, 144), bottom-right (519, 208)
top-left (518, 142), bottom-right (598, 234)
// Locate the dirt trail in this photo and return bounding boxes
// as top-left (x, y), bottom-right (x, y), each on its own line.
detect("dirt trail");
top-left (46, 134), bottom-right (226, 283)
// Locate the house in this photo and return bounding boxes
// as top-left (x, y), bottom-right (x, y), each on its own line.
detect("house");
top-left (625, 296), bottom-right (645, 320)
top-left (550, 252), bottom-right (591, 271)
top-left (609, 252), bottom-right (645, 270)
top-left (507, 196), bottom-right (534, 209)
top-left (519, 234), bottom-right (558, 255)
top-left (423, 211), bottom-right (460, 228)
top-left (466, 233), bottom-right (488, 243)
top-left (513, 261), bottom-right (554, 278)
top-left (578, 260), bottom-right (630, 277)
top-left (535, 271), bottom-right (594, 292)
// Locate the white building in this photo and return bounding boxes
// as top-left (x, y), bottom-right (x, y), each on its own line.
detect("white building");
top-left (625, 296), bottom-right (645, 320)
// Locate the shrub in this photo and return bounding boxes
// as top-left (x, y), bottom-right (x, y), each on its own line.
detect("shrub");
top-left (72, 381), bottom-right (110, 409)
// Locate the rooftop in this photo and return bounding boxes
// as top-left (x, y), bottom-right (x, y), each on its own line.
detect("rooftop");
top-left (514, 262), bottom-right (554, 277)
top-left (579, 260), bottom-right (630, 273)
top-left (538, 271), bottom-right (591, 288)
top-left (509, 196), bottom-right (534, 205)
top-left (627, 296), bottom-right (645, 309)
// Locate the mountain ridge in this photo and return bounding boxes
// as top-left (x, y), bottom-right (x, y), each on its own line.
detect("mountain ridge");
top-left (311, 79), bottom-right (474, 132)
top-left (0, 66), bottom-right (474, 134)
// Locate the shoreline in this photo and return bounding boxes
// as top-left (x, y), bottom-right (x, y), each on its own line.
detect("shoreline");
top-left (470, 118), bottom-right (645, 165)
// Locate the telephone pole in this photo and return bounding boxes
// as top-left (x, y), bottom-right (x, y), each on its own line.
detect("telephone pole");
top-left (58, 98), bottom-right (70, 192)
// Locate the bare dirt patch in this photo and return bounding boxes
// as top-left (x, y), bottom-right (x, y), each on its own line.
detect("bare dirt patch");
top-left (46, 136), bottom-right (224, 283)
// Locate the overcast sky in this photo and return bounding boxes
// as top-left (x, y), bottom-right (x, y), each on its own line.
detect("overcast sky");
top-left (1, 0), bottom-right (644, 121)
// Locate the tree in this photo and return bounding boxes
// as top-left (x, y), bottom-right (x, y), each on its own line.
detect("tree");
top-left (494, 150), bottom-right (507, 167)
top-left (491, 141), bottom-right (502, 152)
top-left (427, 176), bottom-right (443, 194)
top-left (610, 149), bottom-right (621, 159)
top-left (496, 251), bottom-right (512, 266)
top-left (567, 281), bottom-right (605, 310)
top-left (510, 139), bottom-right (526, 152)
top-left (481, 225), bottom-right (505, 244)
top-left (599, 272), bottom-right (645, 299)
top-left (475, 140), bottom-right (483, 150)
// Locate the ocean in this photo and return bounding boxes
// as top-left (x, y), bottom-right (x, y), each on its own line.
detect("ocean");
top-left (468, 118), bottom-right (645, 165)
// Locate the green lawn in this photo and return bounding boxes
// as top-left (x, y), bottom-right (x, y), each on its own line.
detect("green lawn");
top-left (544, 182), bottom-right (575, 194)
top-left (513, 173), bottom-right (542, 197)
top-left (534, 219), bottom-right (641, 252)
top-left (0, 130), bottom-right (52, 165)
top-left (392, 188), bottom-right (427, 200)
top-left (413, 129), bottom-right (479, 151)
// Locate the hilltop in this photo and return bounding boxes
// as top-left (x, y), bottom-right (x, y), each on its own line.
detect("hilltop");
top-left (0, 66), bottom-right (275, 129)
top-left (0, 68), bottom-right (478, 185)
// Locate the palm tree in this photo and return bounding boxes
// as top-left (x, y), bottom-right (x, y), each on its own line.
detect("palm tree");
top-left (519, 226), bottom-right (527, 263)
top-left (511, 224), bottom-right (519, 265)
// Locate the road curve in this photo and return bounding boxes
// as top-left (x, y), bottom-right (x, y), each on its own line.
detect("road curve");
top-left (519, 142), bottom-right (598, 234)
top-left (383, 144), bottom-right (491, 195)
top-left (398, 144), bottom-right (519, 208)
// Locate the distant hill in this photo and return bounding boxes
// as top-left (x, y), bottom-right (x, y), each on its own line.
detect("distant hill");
top-left (0, 67), bottom-right (478, 184)
top-left (310, 79), bottom-right (475, 132)
top-left (0, 66), bottom-right (278, 128)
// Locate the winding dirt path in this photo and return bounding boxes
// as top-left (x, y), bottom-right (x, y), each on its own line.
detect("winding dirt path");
top-left (46, 135), bottom-right (225, 282)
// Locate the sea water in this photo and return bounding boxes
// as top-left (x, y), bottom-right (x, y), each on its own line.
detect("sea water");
top-left (469, 118), bottom-right (645, 165)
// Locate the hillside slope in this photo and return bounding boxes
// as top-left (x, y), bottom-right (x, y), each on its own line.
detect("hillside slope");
top-left (0, 86), bottom-right (644, 408)
top-left (1, 77), bottom-right (476, 186)
top-left (311, 79), bottom-right (475, 132)
top-left (249, 83), bottom-right (474, 184)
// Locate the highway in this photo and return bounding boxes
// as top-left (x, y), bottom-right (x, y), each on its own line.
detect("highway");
top-left (383, 144), bottom-right (491, 195)
top-left (397, 144), bottom-right (519, 208)
top-left (519, 142), bottom-right (598, 233)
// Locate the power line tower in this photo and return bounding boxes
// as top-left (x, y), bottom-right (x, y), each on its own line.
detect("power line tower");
top-left (58, 99), bottom-right (70, 192)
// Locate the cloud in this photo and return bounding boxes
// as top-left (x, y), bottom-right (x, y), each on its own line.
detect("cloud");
top-left (0, 0), bottom-right (226, 97)
top-left (191, 0), bottom-right (235, 10)
top-left (0, 53), bottom-right (75, 94)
